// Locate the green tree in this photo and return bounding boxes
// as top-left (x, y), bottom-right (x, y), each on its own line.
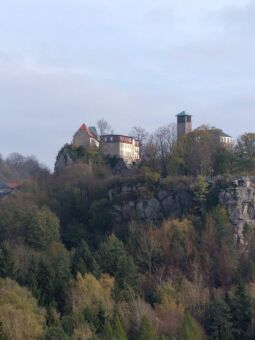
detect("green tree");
top-left (230, 281), bottom-right (252, 340)
top-left (0, 320), bottom-right (10, 340)
top-left (41, 326), bottom-right (70, 340)
top-left (37, 259), bottom-right (55, 307)
top-left (27, 246), bottom-right (70, 308)
top-left (179, 312), bottom-right (204, 340)
top-left (214, 146), bottom-right (235, 175)
top-left (137, 316), bottom-right (158, 340)
top-left (206, 299), bottom-right (233, 340)
top-left (112, 316), bottom-right (127, 340)
top-left (72, 239), bottom-right (100, 277)
top-left (27, 256), bottom-right (40, 298)
top-left (98, 235), bottom-right (137, 290)
top-left (235, 133), bottom-right (255, 174)
top-left (47, 243), bottom-right (72, 309)
top-left (191, 175), bottom-right (208, 214)
top-left (169, 128), bottom-right (218, 176)
top-left (26, 207), bottom-right (60, 250)
top-left (104, 320), bottom-right (114, 340)
top-left (201, 206), bottom-right (237, 287)
top-left (0, 244), bottom-right (16, 279)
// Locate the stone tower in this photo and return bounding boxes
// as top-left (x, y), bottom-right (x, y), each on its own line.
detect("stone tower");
top-left (176, 111), bottom-right (192, 139)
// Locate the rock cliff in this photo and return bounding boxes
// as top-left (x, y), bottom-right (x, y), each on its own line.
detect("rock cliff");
top-left (219, 176), bottom-right (255, 244)
top-left (107, 178), bottom-right (194, 224)
top-left (107, 176), bottom-right (255, 245)
top-left (54, 145), bottom-right (74, 173)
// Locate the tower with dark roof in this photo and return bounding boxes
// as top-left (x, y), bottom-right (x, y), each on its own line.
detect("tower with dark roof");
top-left (176, 111), bottom-right (192, 139)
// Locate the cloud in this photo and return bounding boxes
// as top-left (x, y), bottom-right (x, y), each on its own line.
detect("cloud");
top-left (0, 0), bottom-right (255, 168)
top-left (209, 1), bottom-right (255, 33)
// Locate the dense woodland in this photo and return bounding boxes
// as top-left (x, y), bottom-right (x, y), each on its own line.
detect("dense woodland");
top-left (1, 126), bottom-right (255, 339)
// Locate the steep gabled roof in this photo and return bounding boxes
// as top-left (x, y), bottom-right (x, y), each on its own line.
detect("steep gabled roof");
top-left (77, 123), bottom-right (99, 140)
top-left (79, 123), bottom-right (87, 131)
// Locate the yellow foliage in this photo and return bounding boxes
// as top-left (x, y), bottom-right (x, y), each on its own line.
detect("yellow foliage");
top-left (0, 278), bottom-right (46, 340)
top-left (68, 273), bottom-right (114, 317)
top-left (72, 323), bottom-right (93, 340)
top-left (157, 282), bottom-right (185, 313)
top-left (155, 282), bottom-right (185, 338)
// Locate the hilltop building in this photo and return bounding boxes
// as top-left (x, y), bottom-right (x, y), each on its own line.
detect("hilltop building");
top-left (72, 124), bottom-right (99, 148)
top-left (72, 124), bottom-right (140, 165)
top-left (219, 132), bottom-right (235, 146)
top-left (101, 135), bottom-right (140, 165)
top-left (177, 111), bottom-right (192, 139)
top-left (176, 110), bottom-right (234, 146)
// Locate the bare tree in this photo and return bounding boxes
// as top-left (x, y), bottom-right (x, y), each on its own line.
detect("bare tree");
top-left (130, 126), bottom-right (149, 158)
top-left (97, 118), bottom-right (113, 136)
top-left (6, 153), bottom-right (49, 179)
top-left (150, 123), bottom-right (177, 176)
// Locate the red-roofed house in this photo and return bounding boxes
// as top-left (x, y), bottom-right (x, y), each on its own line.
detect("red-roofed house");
top-left (72, 124), bottom-right (100, 148)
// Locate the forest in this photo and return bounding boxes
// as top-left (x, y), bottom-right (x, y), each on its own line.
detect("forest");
top-left (1, 126), bottom-right (255, 339)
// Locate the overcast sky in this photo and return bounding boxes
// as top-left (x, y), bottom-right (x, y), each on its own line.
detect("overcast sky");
top-left (0, 0), bottom-right (255, 168)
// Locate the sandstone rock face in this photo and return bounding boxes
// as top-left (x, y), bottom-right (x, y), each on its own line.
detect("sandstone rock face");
top-left (108, 176), bottom-right (255, 245)
top-left (54, 146), bottom-right (74, 173)
top-left (108, 182), bottom-right (194, 224)
top-left (219, 177), bottom-right (255, 244)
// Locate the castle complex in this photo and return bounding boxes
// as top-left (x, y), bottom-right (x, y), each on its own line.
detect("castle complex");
top-left (72, 124), bottom-right (140, 165)
top-left (72, 111), bottom-right (234, 164)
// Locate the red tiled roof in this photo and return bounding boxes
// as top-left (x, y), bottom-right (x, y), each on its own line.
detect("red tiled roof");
top-left (6, 181), bottom-right (21, 189)
top-left (79, 123), bottom-right (87, 131)
top-left (78, 123), bottom-right (98, 139)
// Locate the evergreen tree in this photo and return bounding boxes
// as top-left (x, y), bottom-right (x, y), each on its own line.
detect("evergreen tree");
top-left (137, 316), bottom-right (158, 340)
top-left (112, 317), bottom-right (127, 340)
top-left (206, 299), bottom-right (233, 340)
top-left (179, 312), bottom-right (204, 340)
top-left (230, 281), bottom-right (252, 340)
top-left (72, 239), bottom-right (100, 277)
top-left (37, 259), bottom-right (55, 307)
top-left (41, 326), bottom-right (70, 340)
top-left (27, 256), bottom-right (40, 298)
top-left (98, 235), bottom-right (137, 290)
top-left (0, 320), bottom-right (9, 340)
top-left (0, 244), bottom-right (16, 279)
top-left (104, 320), bottom-right (114, 340)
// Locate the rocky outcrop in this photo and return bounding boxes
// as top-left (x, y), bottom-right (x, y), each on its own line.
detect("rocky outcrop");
top-left (219, 177), bottom-right (255, 244)
top-left (107, 176), bottom-right (255, 244)
top-left (54, 145), bottom-right (74, 173)
top-left (108, 180), bottom-right (194, 224)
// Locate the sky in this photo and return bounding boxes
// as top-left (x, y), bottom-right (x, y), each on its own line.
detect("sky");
top-left (0, 0), bottom-right (255, 169)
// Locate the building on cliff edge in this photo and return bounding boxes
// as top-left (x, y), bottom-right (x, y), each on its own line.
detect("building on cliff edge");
top-left (176, 110), bottom-right (234, 147)
top-left (72, 124), bottom-right (140, 165)
top-left (72, 124), bottom-right (100, 148)
top-left (101, 134), bottom-right (140, 165)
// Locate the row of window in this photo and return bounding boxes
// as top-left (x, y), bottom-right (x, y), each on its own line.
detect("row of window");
top-left (221, 137), bottom-right (233, 144)
top-left (120, 151), bottom-right (139, 158)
